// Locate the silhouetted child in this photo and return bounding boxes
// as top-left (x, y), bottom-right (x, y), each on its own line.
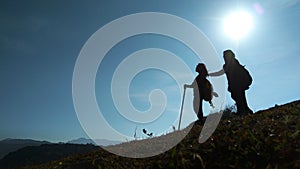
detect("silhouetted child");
top-left (184, 63), bottom-right (218, 123)
top-left (209, 50), bottom-right (253, 115)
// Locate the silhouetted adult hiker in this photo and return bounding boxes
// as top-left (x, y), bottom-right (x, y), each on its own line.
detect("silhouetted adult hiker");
top-left (209, 50), bottom-right (253, 116)
top-left (184, 63), bottom-right (218, 123)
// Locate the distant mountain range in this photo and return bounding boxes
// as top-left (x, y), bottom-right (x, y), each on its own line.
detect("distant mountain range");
top-left (0, 137), bottom-right (121, 169)
top-left (0, 143), bottom-right (99, 169)
top-left (0, 137), bottom-right (121, 160)
top-left (67, 137), bottom-right (96, 144)
top-left (68, 137), bottom-right (121, 146)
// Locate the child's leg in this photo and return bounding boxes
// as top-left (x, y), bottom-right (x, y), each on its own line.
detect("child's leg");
top-left (193, 97), bottom-right (203, 120)
top-left (197, 99), bottom-right (204, 120)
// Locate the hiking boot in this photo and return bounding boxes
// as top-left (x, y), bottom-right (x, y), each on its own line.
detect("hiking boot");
top-left (247, 108), bottom-right (254, 114)
top-left (195, 119), bottom-right (204, 126)
top-left (237, 109), bottom-right (253, 116)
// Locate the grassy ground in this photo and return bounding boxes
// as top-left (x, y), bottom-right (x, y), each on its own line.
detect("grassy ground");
top-left (25, 100), bottom-right (300, 169)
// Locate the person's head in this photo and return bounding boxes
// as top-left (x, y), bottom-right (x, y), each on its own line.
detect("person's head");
top-left (223, 49), bottom-right (235, 63)
top-left (195, 63), bottom-right (208, 77)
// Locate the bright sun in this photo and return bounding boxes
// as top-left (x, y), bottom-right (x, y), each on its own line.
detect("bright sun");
top-left (223, 11), bottom-right (253, 40)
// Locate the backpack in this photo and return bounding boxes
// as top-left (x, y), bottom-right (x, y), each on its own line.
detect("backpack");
top-left (237, 65), bottom-right (252, 90)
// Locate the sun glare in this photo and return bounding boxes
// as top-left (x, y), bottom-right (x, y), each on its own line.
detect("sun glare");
top-left (223, 11), bottom-right (253, 40)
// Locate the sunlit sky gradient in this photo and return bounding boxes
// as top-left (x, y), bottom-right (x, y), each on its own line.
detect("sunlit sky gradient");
top-left (1, 0), bottom-right (299, 142)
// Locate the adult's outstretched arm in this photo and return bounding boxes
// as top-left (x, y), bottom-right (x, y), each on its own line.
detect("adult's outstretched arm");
top-left (209, 69), bottom-right (225, 77)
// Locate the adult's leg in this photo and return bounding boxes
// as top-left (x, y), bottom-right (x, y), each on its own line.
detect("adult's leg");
top-left (231, 90), bottom-right (249, 115)
top-left (238, 90), bottom-right (253, 114)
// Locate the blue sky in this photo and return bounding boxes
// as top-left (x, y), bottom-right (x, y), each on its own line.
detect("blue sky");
top-left (1, 0), bottom-right (299, 142)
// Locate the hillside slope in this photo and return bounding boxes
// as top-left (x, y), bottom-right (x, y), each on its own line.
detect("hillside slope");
top-left (0, 139), bottom-right (50, 159)
top-left (25, 100), bottom-right (300, 169)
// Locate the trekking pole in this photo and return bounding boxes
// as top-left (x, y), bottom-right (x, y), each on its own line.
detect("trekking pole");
top-left (178, 87), bottom-right (186, 130)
